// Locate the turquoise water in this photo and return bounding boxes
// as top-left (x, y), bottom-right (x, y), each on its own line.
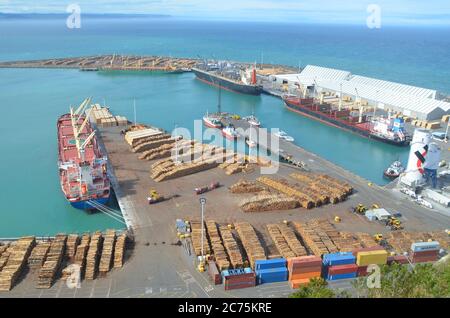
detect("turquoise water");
top-left (1, 16), bottom-right (449, 236)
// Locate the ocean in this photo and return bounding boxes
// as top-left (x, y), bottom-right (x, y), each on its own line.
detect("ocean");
top-left (0, 15), bottom-right (449, 236)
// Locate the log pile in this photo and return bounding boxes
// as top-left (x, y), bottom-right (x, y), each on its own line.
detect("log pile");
top-left (36, 235), bottom-right (66, 289)
top-left (293, 221), bottom-right (338, 256)
top-left (267, 224), bottom-right (296, 258)
top-left (124, 127), bottom-right (164, 147)
top-left (28, 242), bottom-right (51, 269)
top-left (139, 140), bottom-right (194, 161)
top-left (65, 234), bottom-right (79, 260)
top-left (190, 221), bottom-right (211, 256)
top-left (240, 194), bottom-right (300, 212)
top-left (205, 221), bottom-right (230, 271)
top-left (229, 179), bottom-right (266, 194)
top-left (277, 223), bottom-right (308, 256)
top-left (132, 135), bottom-right (179, 153)
top-left (85, 232), bottom-right (103, 280)
top-left (257, 177), bottom-right (314, 209)
top-left (332, 232), bottom-right (363, 252)
top-left (99, 230), bottom-right (116, 277)
top-left (234, 222), bottom-right (266, 269)
top-left (73, 234), bottom-right (91, 275)
top-left (355, 232), bottom-right (380, 248)
top-left (151, 150), bottom-right (235, 182)
top-left (113, 232), bottom-right (127, 268)
top-left (0, 237), bottom-right (35, 291)
top-left (0, 245), bottom-right (10, 271)
top-left (218, 226), bottom-right (244, 268)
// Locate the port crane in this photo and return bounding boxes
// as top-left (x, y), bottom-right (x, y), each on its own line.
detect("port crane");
top-left (69, 97), bottom-right (95, 161)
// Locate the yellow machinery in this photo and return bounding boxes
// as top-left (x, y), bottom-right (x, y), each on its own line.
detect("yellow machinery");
top-left (374, 234), bottom-right (383, 243)
top-left (387, 216), bottom-right (403, 231)
top-left (148, 189), bottom-right (164, 204)
top-left (334, 216), bottom-right (341, 223)
top-left (372, 203), bottom-right (380, 209)
top-left (351, 204), bottom-right (367, 215)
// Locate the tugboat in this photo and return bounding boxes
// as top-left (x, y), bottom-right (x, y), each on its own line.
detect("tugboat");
top-left (383, 160), bottom-right (404, 180)
top-left (243, 115), bottom-right (261, 127)
top-left (222, 124), bottom-right (239, 140)
top-left (203, 111), bottom-right (223, 129)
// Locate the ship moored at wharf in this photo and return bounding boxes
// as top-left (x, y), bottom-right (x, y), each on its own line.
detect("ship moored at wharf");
top-left (192, 60), bottom-right (263, 95)
top-left (283, 95), bottom-right (410, 146)
top-left (57, 98), bottom-right (110, 210)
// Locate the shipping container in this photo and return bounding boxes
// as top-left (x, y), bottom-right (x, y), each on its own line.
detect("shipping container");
top-left (327, 272), bottom-right (357, 281)
top-left (208, 260), bottom-right (222, 285)
top-left (356, 250), bottom-right (388, 266)
top-left (256, 267), bottom-right (288, 284)
top-left (255, 258), bottom-right (286, 270)
top-left (322, 252), bottom-right (356, 266)
top-left (224, 281), bottom-right (256, 291)
top-left (327, 264), bottom-right (358, 275)
top-left (289, 271), bottom-right (321, 281)
top-left (287, 256), bottom-right (322, 270)
top-left (411, 250), bottom-right (440, 258)
top-left (352, 246), bottom-right (385, 256)
top-left (289, 278), bottom-right (310, 289)
top-left (289, 264), bottom-right (322, 274)
top-left (411, 241), bottom-right (440, 253)
top-left (387, 255), bottom-right (409, 265)
top-left (357, 266), bottom-right (368, 277)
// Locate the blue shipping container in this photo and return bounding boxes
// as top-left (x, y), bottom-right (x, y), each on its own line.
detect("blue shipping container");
top-left (256, 267), bottom-right (288, 284)
top-left (222, 268), bottom-right (254, 278)
top-left (322, 252), bottom-right (356, 266)
top-left (255, 258), bottom-right (286, 270)
top-left (411, 241), bottom-right (440, 252)
top-left (327, 272), bottom-right (357, 281)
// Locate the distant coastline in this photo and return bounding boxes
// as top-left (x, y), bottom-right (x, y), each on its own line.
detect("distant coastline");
top-left (0, 13), bottom-right (172, 19)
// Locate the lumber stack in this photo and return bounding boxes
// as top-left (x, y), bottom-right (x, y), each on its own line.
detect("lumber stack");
top-left (277, 223), bottom-right (307, 256)
top-left (73, 234), bottom-right (91, 274)
top-left (267, 224), bottom-right (296, 258)
top-left (332, 232), bottom-right (363, 252)
top-left (293, 222), bottom-right (338, 256)
top-left (36, 235), bottom-right (67, 289)
top-left (65, 234), bottom-right (79, 260)
top-left (124, 127), bottom-right (164, 147)
top-left (234, 222), bottom-right (266, 269)
top-left (28, 242), bottom-right (51, 269)
top-left (205, 221), bottom-right (230, 271)
top-left (229, 179), bottom-right (266, 194)
top-left (85, 232), bottom-right (103, 280)
top-left (355, 232), bottom-right (380, 248)
top-left (0, 246), bottom-right (11, 271)
top-left (218, 226), bottom-right (244, 268)
top-left (113, 232), bottom-right (127, 268)
top-left (99, 230), bottom-right (116, 277)
top-left (139, 140), bottom-right (194, 161)
top-left (0, 237), bottom-right (35, 291)
top-left (132, 135), bottom-right (178, 153)
top-left (257, 177), bottom-right (314, 209)
top-left (240, 194), bottom-right (300, 212)
top-left (190, 221), bottom-right (211, 256)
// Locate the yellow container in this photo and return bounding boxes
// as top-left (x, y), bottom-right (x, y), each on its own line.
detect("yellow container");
top-left (357, 250), bottom-right (388, 266)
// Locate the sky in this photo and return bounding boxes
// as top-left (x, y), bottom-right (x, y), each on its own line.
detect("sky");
top-left (1, 0), bottom-right (450, 26)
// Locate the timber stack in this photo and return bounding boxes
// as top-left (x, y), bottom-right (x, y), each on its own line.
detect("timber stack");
top-left (99, 230), bottom-right (116, 277)
top-left (113, 232), bottom-right (127, 268)
top-left (85, 232), bottom-right (103, 280)
top-left (190, 220), bottom-right (211, 256)
top-left (218, 226), bottom-right (244, 268)
top-left (234, 222), bottom-right (266, 269)
top-left (28, 241), bottom-right (51, 269)
top-left (205, 221), bottom-right (230, 271)
top-left (0, 237), bottom-right (35, 291)
top-left (36, 234), bottom-right (67, 289)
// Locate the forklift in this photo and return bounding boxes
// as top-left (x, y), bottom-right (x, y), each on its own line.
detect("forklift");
top-left (350, 203), bottom-right (367, 215)
top-left (386, 216), bottom-right (403, 231)
top-left (147, 189), bottom-right (165, 204)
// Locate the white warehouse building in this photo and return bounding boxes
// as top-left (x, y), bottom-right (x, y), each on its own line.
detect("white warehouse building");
top-left (272, 65), bottom-right (450, 121)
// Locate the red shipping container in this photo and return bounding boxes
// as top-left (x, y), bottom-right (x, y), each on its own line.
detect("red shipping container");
top-left (289, 265), bottom-right (322, 275)
top-left (288, 256), bottom-right (322, 271)
top-left (411, 250), bottom-right (439, 258)
top-left (357, 266), bottom-right (368, 277)
top-left (224, 281), bottom-right (256, 291)
top-left (224, 273), bottom-right (255, 283)
top-left (352, 246), bottom-right (385, 257)
top-left (412, 255), bottom-right (438, 263)
top-left (328, 264), bottom-right (358, 275)
top-left (387, 255), bottom-right (409, 265)
top-left (208, 261), bottom-right (222, 285)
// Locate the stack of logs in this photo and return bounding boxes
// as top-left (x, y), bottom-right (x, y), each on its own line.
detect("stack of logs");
top-left (28, 241), bottom-right (51, 269)
top-left (65, 234), bottom-right (80, 260)
top-left (277, 223), bottom-right (308, 256)
top-left (99, 230), bottom-right (116, 277)
top-left (113, 232), bottom-right (127, 268)
top-left (218, 225), bottom-right (244, 268)
top-left (293, 221), bottom-right (338, 256)
top-left (205, 221), bottom-right (230, 271)
top-left (234, 222), bottom-right (266, 269)
top-left (85, 232), bottom-right (103, 280)
top-left (0, 237), bottom-right (35, 291)
top-left (190, 221), bottom-right (211, 256)
top-left (229, 179), bottom-right (266, 194)
top-left (36, 235), bottom-right (67, 289)
top-left (240, 194), bottom-right (300, 212)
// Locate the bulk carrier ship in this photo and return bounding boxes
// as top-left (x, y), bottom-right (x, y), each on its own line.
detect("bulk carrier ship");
top-left (192, 60), bottom-right (263, 95)
top-left (57, 98), bottom-right (110, 210)
top-left (283, 96), bottom-right (410, 146)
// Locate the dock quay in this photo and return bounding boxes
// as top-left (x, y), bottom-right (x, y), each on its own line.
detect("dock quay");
top-left (1, 120), bottom-right (449, 297)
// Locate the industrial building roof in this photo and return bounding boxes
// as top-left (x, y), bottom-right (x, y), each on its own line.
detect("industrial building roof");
top-left (275, 65), bottom-right (449, 117)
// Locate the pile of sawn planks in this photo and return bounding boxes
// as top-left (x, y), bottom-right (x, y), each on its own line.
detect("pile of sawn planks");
top-left (234, 222), bottom-right (266, 269)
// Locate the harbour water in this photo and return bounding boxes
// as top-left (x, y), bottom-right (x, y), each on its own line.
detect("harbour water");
top-left (1, 15), bottom-right (449, 236)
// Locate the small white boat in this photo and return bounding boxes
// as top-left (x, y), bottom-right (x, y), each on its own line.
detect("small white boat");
top-left (274, 130), bottom-right (294, 142)
top-left (383, 161), bottom-right (404, 179)
top-left (222, 124), bottom-right (239, 140)
top-left (244, 115), bottom-right (261, 127)
top-left (203, 111), bottom-right (223, 129)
